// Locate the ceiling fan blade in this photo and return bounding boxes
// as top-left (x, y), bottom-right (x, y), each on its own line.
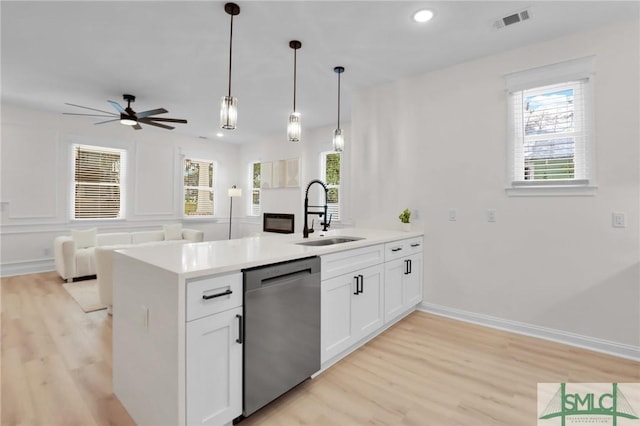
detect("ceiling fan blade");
top-left (137, 108), bottom-right (168, 118)
top-left (144, 117), bottom-right (188, 123)
top-left (63, 112), bottom-right (117, 118)
top-left (138, 118), bottom-right (175, 130)
top-left (108, 100), bottom-right (126, 114)
top-left (64, 103), bottom-right (118, 115)
top-left (94, 118), bottom-right (121, 125)
top-left (132, 123), bottom-right (143, 130)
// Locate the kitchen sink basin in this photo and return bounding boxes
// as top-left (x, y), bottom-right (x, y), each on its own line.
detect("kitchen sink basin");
top-left (296, 236), bottom-right (364, 246)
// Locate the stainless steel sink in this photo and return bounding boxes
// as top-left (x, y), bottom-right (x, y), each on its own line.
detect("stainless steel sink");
top-left (296, 236), bottom-right (364, 246)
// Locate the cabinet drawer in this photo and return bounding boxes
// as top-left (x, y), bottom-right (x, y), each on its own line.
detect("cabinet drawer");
top-left (186, 273), bottom-right (242, 321)
top-left (385, 237), bottom-right (423, 262)
top-left (321, 244), bottom-right (384, 280)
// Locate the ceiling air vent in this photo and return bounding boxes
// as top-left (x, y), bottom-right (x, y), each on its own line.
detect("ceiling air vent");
top-left (494, 9), bottom-right (532, 29)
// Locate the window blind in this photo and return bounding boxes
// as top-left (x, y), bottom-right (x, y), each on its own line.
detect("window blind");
top-left (73, 145), bottom-right (124, 219)
top-left (184, 158), bottom-right (214, 216)
top-left (510, 79), bottom-right (590, 184)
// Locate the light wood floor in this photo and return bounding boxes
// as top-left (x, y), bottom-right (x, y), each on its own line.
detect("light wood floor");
top-left (2, 272), bottom-right (639, 426)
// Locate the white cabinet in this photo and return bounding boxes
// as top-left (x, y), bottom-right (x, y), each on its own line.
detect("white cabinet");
top-left (321, 260), bottom-right (384, 364)
top-left (186, 306), bottom-right (242, 426)
top-left (384, 237), bottom-right (423, 323)
top-left (186, 274), bottom-right (243, 426)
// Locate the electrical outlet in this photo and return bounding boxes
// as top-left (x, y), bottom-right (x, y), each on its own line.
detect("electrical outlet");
top-left (43, 248), bottom-right (51, 256)
top-left (487, 209), bottom-right (497, 223)
top-left (448, 208), bottom-right (457, 221)
top-left (612, 212), bottom-right (626, 228)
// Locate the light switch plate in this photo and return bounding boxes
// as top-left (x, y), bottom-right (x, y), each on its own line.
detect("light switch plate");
top-left (487, 209), bottom-right (496, 222)
top-left (612, 212), bottom-right (626, 228)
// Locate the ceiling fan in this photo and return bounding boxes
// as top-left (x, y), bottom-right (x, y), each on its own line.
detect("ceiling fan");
top-left (63, 94), bottom-right (187, 130)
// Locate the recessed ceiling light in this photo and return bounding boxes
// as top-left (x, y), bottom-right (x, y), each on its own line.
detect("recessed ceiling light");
top-left (413, 9), bottom-right (434, 23)
top-left (216, 132), bottom-right (224, 138)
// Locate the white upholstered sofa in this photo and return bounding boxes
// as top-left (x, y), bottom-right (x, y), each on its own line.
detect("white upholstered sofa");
top-left (54, 225), bottom-right (204, 282)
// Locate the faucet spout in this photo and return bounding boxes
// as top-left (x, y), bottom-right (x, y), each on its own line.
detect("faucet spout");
top-left (303, 179), bottom-right (329, 238)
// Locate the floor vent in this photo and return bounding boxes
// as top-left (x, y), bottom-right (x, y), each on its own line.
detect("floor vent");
top-left (494, 9), bottom-right (532, 29)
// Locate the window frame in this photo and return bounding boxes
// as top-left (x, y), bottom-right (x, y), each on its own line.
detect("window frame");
top-left (71, 143), bottom-right (126, 221)
top-left (248, 161), bottom-right (261, 217)
top-left (504, 56), bottom-right (596, 197)
top-left (183, 157), bottom-right (216, 218)
top-left (321, 150), bottom-right (341, 222)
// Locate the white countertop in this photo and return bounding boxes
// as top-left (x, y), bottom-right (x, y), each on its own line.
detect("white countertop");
top-left (115, 227), bottom-right (423, 279)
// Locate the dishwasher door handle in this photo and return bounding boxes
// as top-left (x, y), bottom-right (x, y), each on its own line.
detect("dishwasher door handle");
top-left (236, 314), bottom-right (244, 344)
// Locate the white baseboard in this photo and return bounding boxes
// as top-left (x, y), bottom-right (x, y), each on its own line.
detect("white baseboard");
top-left (1, 259), bottom-right (55, 277)
top-left (419, 302), bottom-right (640, 362)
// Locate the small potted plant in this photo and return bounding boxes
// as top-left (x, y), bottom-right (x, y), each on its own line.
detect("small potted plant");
top-left (398, 208), bottom-right (411, 231)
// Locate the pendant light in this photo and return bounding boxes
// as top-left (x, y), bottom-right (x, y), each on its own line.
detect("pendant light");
top-left (287, 40), bottom-right (302, 142)
top-left (220, 2), bottom-right (240, 130)
top-left (333, 66), bottom-right (345, 152)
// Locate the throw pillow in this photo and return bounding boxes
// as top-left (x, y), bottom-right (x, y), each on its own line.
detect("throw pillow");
top-left (71, 228), bottom-right (97, 249)
top-left (163, 224), bottom-right (183, 241)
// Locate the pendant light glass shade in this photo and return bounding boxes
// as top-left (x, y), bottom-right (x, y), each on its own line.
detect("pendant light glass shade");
top-left (220, 3), bottom-right (240, 130)
top-left (288, 112), bottom-right (301, 142)
top-left (333, 128), bottom-right (344, 152)
top-left (220, 95), bottom-right (237, 130)
top-left (332, 66), bottom-right (345, 152)
top-left (288, 40), bottom-right (302, 142)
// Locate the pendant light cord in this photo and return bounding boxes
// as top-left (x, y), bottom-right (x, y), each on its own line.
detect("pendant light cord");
top-left (337, 71), bottom-right (341, 128)
top-left (293, 48), bottom-right (297, 112)
top-left (227, 13), bottom-right (234, 98)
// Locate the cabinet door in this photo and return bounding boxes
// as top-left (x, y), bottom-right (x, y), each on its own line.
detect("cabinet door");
top-left (186, 306), bottom-right (242, 426)
top-left (384, 260), bottom-right (405, 323)
top-left (404, 253), bottom-right (423, 308)
top-left (321, 274), bottom-right (357, 363)
top-left (352, 264), bottom-right (384, 339)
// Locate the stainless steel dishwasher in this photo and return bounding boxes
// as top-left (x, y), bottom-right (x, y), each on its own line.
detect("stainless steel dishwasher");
top-left (242, 256), bottom-right (321, 417)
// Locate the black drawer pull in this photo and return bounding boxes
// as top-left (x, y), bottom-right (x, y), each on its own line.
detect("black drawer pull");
top-left (358, 274), bottom-right (364, 293)
top-left (410, 243), bottom-right (421, 247)
top-left (236, 314), bottom-right (244, 344)
top-left (202, 289), bottom-right (233, 300)
top-left (353, 276), bottom-right (359, 295)
top-left (391, 247), bottom-right (403, 252)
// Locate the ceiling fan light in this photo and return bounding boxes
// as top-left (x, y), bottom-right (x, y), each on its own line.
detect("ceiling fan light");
top-left (287, 112), bottom-right (301, 142)
top-left (220, 95), bottom-right (237, 130)
top-left (120, 115), bottom-right (137, 126)
top-left (333, 128), bottom-right (344, 152)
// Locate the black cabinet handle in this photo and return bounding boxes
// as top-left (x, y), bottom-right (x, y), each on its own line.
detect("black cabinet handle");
top-left (408, 259), bottom-right (412, 274)
top-left (410, 243), bottom-right (421, 248)
top-left (353, 276), bottom-right (359, 295)
top-left (358, 274), bottom-right (364, 294)
top-left (404, 259), bottom-right (410, 275)
top-left (202, 289), bottom-right (233, 300)
top-left (236, 314), bottom-right (244, 344)
top-left (391, 247), bottom-right (403, 252)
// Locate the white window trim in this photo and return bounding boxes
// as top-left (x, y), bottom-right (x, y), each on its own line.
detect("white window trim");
top-left (71, 143), bottom-right (127, 221)
top-left (504, 56), bottom-right (597, 197)
top-left (182, 157), bottom-right (216, 219)
top-left (248, 161), bottom-right (261, 217)
top-left (321, 151), bottom-right (341, 222)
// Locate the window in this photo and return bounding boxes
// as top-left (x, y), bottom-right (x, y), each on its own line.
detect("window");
top-left (321, 151), bottom-right (341, 221)
top-left (249, 162), bottom-right (261, 216)
top-left (505, 57), bottom-right (594, 193)
top-left (73, 144), bottom-right (125, 219)
top-left (184, 158), bottom-right (214, 217)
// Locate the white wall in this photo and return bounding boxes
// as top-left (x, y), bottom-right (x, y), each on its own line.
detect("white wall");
top-left (237, 123), bottom-right (351, 236)
top-left (1, 105), bottom-right (242, 276)
top-left (351, 20), bottom-right (640, 349)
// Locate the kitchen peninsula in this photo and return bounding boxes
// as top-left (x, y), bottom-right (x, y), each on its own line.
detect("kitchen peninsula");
top-left (112, 228), bottom-right (424, 426)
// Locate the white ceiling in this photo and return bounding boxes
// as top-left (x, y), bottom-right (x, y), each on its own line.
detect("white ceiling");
top-left (2, 1), bottom-right (638, 144)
